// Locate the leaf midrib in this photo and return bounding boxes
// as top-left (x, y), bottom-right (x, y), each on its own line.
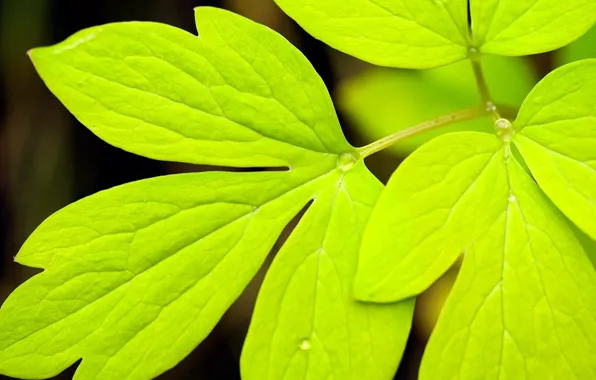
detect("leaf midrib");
top-left (516, 134), bottom-right (596, 181)
top-left (271, 179), bottom-right (345, 380)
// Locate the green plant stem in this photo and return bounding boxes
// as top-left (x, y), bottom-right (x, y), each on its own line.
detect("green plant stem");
top-left (499, 105), bottom-right (519, 120)
top-left (471, 59), bottom-right (490, 104)
top-left (358, 105), bottom-right (488, 158)
top-left (470, 59), bottom-right (501, 120)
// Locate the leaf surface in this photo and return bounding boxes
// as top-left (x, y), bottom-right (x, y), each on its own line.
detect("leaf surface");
top-left (471, 0), bottom-right (596, 56)
top-left (0, 168), bottom-right (336, 379)
top-left (29, 7), bottom-right (350, 169)
top-left (274, 0), bottom-right (469, 69)
top-left (514, 59), bottom-right (596, 240)
top-left (420, 156), bottom-right (596, 380)
top-left (1, 7), bottom-right (414, 380)
top-left (355, 132), bottom-right (509, 302)
top-left (241, 163), bottom-right (414, 380)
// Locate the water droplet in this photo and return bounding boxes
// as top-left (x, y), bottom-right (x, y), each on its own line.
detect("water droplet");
top-left (508, 192), bottom-right (516, 202)
top-left (298, 339), bottom-right (311, 350)
top-left (494, 118), bottom-right (514, 142)
top-left (503, 145), bottom-right (511, 162)
top-left (486, 101), bottom-right (497, 112)
top-left (468, 47), bottom-right (480, 60)
top-left (337, 152), bottom-right (358, 172)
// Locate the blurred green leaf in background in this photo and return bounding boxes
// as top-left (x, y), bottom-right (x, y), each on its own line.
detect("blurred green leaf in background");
top-left (556, 26), bottom-right (596, 65)
top-left (336, 56), bottom-right (536, 155)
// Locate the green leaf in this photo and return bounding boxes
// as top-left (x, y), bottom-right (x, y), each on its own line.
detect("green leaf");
top-left (471, 0), bottom-right (596, 56)
top-left (355, 132), bottom-right (509, 302)
top-left (274, 0), bottom-right (469, 69)
top-left (337, 56), bottom-right (536, 155)
top-left (1, 162), bottom-right (412, 380)
top-left (514, 59), bottom-right (596, 240)
top-left (0, 169), bottom-right (331, 379)
top-left (1, 7), bottom-right (413, 380)
top-left (556, 26), bottom-right (596, 66)
top-left (29, 6), bottom-right (350, 169)
top-left (241, 162), bottom-right (413, 380)
top-left (420, 156), bottom-right (596, 380)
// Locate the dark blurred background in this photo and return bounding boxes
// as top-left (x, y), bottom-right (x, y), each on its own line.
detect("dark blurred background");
top-left (0, 0), bottom-right (594, 379)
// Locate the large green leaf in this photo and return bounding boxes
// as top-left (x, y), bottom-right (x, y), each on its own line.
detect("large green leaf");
top-left (471, 0), bottom-right (596, 56)
top-left (514, 59), bottom-right (596, 240)
top-left (354, 132), bottom-right (509, 302)
top-left (274, 0), bottom-right (469, 69)
top-left (337, 56), bottom-right (536, 155)
top-left (0, 7), bottom-right (412, 380)
top-left (275, 0), bottom-right (595, 67)
top-left (241, 163), bottom-right (414, 380)
top-left (420, 156), bottom-right (596, 380)
top-left (29, 7), bottom-right (350, 169)
top-left (0, 170), bottom-right (328, 379)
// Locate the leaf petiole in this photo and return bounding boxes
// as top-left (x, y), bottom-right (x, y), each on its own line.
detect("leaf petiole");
top-left (357, 105), bottom-right (489, 158)
top-left (470, 54), bottom-right (502, 120)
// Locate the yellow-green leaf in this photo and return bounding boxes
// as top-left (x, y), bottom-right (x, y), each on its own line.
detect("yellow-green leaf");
top-left (471, 0), bottom-right (596, 56)
top-left (275, 0), bottom-right (469, 69)
top-left (241, 163), bottom-right (414, 380)
top-left (420, 156), bottom-right (596, 380)
top-left (355, 132), bottom-right (508, 302)
top-left (514, 59), bottom-right (596, 240)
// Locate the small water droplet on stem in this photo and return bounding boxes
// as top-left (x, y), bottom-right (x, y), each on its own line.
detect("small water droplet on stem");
top-left (337, 152), bottom-right (358, 172)
top-left (469, 47), bottom-right (480, 60)
top-left (494, 118), bottom-right (514, 142)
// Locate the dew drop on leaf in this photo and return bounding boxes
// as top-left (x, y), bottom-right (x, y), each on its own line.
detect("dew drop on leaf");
top-left (508, 192), bottom-right (517, 202)
top-left (337, 152), bottom-right (358, 172)
top-left (298, 338), bottom-right (312, 351)
top-left (486, 102), bottom-right (496, 113)
top-left (494, 118), bottom-right (514, 142)
top-left (468, 47), bottom-right (480, 60)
